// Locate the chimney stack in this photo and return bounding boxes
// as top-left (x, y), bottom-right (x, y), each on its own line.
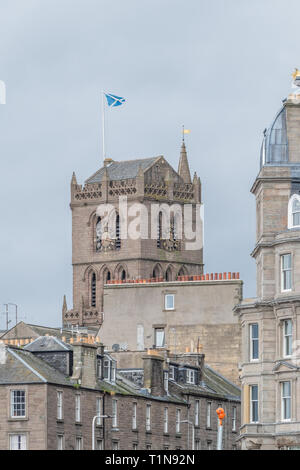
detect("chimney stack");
top-left (71, 342), bottom-right (98, 389)
top-left (142, 351), bottom-right (165, 396)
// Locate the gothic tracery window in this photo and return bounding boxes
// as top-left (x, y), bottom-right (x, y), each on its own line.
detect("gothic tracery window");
top-left (96, 217), bottom-right (102, 251)
top-left (91, 272), bottom-right (96, 307)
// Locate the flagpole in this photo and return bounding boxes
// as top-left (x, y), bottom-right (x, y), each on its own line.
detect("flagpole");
top-left (102, 91), bottom-right (106, 162)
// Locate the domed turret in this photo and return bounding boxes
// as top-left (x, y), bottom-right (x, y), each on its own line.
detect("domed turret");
top-left (260, 106), bottom-right (288, 167)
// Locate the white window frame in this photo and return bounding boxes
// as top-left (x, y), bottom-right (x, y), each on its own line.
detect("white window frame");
top-left (75, 394), bottom-right (81, 423)
top-left (169, 365), bottom-right (175, 381)
top-left (103, 358), bottom-right (111, 381)
top-left (10, 390), bottom-right (26, 419)
top-left (195, 400), bottom-right (199, 426)
top-left (112, 441), bottom-right (119, 450)
top-left (112, 399), bottom-right (118, 428)
top-left (164, 407), bottom-right (168, 434)
top-left (75, 436), bottom-right (83, 450)
top-left (132, 402), bottom-right (137, 430)
top-left (281, 381), bottom-right (292, 422)
top-left (250, 385), bottom-right (259, 423)
top-left (96, 439), bottom-right (103, 450)
top-left (176, 408), bottom-right (181, 433)
top-left (250, 323), bottom-right (259, 361)
top-left (165, 294), bottom-right (175, 310)
top-left (186, 369), bottom-right (196, 384)
top-left (281, 253), bottom-right (292, 292)
top-left (9, 434), bottom-right (26, 450)
top-left (96, 397), bottom-right (103, 426)
top-left (206, 402), bottom-right (211, 428)
top-left (155, 328), bottom-right (165, 348)
top-left (164, 371), bottom-right (169, 392)
top-left (57, 434), bottom-right (64, 450)
top-left (232, 406), bottom-right (237, 431)
top-left (283, 319), bottom-right (293, 358)
top-left (146, 404), bottom-right (151, 432)
top-left (57, 391), bottom-right (63, 420)
top-left (288, 194), bottom-right (300, 229)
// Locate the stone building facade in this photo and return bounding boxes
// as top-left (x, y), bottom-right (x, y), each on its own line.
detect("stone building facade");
top-left (0, 336), bottom-right (240, 450)
top-left (64, 141), bottom-right (203, 327)
top-left (100, 277), bottom-right (242, 384)
top-left (236, 93), bottom-right (300, 449)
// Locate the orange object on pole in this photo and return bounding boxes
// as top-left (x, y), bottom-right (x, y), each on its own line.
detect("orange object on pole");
top-left (216, 407), bottom-right (226, 426)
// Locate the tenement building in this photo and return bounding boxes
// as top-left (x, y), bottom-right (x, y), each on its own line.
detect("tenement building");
top-left (0, 336), bottom-right (240, 450)
top-left (235, 88), bottom-right (300, 449)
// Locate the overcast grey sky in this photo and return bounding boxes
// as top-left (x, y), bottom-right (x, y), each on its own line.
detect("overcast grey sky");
top-left (0, 0), bottom-right (298, 327)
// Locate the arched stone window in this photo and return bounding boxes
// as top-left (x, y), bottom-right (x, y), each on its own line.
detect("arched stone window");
top-left (115, 265), bottom-right (127, 281)
top-left (165, 266), bottom-right (173, 282)
top-left (288, 194), bottom-right (300, 229)
top-left (91, 272), bottom-right (96, 307)
top-left (115, 213), bottom-right (121, 250)
top-left (96, 216), bottom-right (102, 251)
top-left (103, 269), bottom-right (111, 283)
top-left (177, 266), bottom-right (188, 278)
top-left (157, 212), bottom-right (162, 248)
top-left (153, 264), bottom-right (162, 279)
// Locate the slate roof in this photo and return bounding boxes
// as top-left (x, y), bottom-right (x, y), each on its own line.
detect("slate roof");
top-left (118, 365), bottom-right (241, 402)
top-left (85, 157), bottom-right (160, 184)
top-left (0, 321), bottom-right (98, 341)
top-left (24, 336), bottom-right (72, 352)
top-left (0, 347), bottom-right (71, 386)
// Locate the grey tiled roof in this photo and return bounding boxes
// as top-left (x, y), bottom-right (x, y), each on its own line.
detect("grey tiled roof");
top-left (85, 157), bottom-right (160, 183)
top-left (0, 347), bottom-right (71, 386)
top-left (202, 365), bottom-right (240, 400)
top-left (24, 336), bottom-right (72, 352)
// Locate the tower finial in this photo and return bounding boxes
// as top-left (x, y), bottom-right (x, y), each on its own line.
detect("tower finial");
top-left (178, 136), bottom-right (191, 184)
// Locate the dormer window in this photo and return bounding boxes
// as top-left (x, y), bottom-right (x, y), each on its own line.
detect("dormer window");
top-left (103, 355), bottom-right (116, 383)
top-left (288, 194), bottom-right (300, 229)
top-left (169, 365), bottom-right (175, 381)
top-left (186, 369), bottom-right (196, 384)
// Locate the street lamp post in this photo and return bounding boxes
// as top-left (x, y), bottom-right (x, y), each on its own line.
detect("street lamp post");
top-left (92, 414), bottom-right (111, 450)
top-left (216, 407), bottom-right (226, 451)
top-left (181, 420), bottom-right (195, 450)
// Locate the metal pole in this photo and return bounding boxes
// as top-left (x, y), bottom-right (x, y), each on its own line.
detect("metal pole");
top-left (217, 422), bottom-right (223, 450)
top-left (102, 91), bottom-right (106, 162)
top-left (216, 407), bottom-right (225, 450)
top-left (8, 303), bottom-right (17, 326)
top-left (92, 414), bottom-right (111, 450)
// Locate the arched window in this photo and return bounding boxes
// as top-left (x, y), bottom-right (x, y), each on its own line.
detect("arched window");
top-left (115, 214), bottom-right (121, 250)
top-left (96, 217), bottom-right (102, 251)
top-left (91, 272), bottom-right (96, 307)
top-left (292, 199), bottom-right (300, 226)
top-left (288, 194), bottom-right (300, 229)
top-left (103, 270), bottom-right (111, 283)
top-left (157, 212), bottom-right (162, 248)
top-left (177, 267), bottom-right (187, 278)
top-left (121, 269), bottom-right (126, 281)
top-left (153, 264), bottom-right (162, 279)
top-left (165, 267), bottom-right (172, 282)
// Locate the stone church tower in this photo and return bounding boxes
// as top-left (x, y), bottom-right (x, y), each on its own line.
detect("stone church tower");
top-left (63, 141), bottom-right (203, 327)
top-left (236, 91), bottom-right (300, 449)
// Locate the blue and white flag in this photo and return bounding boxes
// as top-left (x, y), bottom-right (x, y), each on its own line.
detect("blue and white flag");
top-left (104, 93), bottom-right (126, 107)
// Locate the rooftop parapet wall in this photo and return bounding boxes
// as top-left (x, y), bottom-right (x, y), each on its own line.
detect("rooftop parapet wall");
top-left (71, 178), bottom-right (196, 204)
top-left (105, 272), bottom-right (240, 285)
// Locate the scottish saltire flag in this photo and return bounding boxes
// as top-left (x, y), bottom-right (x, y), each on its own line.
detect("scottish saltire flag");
top-left (104, 93), bottom-right (126, 107)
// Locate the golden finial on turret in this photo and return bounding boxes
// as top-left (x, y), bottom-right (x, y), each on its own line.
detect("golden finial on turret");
top-left (292, 68), bottom-right (300, 81)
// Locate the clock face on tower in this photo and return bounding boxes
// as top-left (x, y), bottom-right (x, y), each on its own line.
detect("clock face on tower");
top-left (96, 221), bottom-right (116, 252)
top-left (161, 229), bottom-right (180, 252)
